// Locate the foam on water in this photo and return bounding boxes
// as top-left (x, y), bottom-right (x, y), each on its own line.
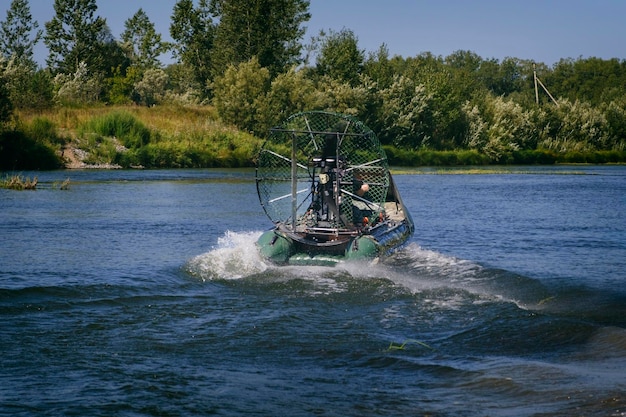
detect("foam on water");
top-left (185, 230), bottom-right (269, 280)
top-left (384, 243), bottom-right (484, 285)
top-left (378, 243), bottom-right (565, 312)
top-left (186, 232), bottom-right (516, 296)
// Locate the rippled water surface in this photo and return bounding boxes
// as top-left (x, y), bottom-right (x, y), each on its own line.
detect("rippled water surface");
top-left (1, 166), bottom-right (625, 416)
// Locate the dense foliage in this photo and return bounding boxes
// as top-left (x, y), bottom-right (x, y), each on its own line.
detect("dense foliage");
top-left (0, 0), bottom-right (625, 170)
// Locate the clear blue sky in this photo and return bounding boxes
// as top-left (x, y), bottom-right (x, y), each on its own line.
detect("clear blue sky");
top-left (16, 0), bottom-right (626, 67)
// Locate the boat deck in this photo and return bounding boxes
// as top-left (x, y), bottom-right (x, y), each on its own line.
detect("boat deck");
top-left (385, 202), bottom-right (406, 222)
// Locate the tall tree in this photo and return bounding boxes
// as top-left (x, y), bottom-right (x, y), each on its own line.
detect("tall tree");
top-left (170, 0), bottom-right (215, 95)
top-left (209, 0), bottom-right (310, 78)
top-left (549, 57), bottom-right (625, 105)
top-left (476, 57), bottom-right (527, 97)
top-left (44, 0), bottom-right (110, 74)
top-left (315, 28), bottom-right (364, 87)
top-left (0, 0), bottom-right (42, 67)
top-left (363, 43), bottom-right (394, 89)
top-left (121, 8), bottom-right (167, 69)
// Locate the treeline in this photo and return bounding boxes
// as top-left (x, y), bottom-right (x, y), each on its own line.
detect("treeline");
top-left (1, 0), bottom-right (625, 170)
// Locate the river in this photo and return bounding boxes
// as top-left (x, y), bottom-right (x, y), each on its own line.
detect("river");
top-left (1, 166), bottom-right (625, 416)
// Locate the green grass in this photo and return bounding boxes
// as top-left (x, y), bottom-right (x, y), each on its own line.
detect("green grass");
top-left (15, 104), bottom-right (262, 169)
top-left (81, 111), bottom-right (152, 149)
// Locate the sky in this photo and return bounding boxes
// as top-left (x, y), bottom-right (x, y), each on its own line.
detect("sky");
top-left (11, 0), bottom-right (626, 67)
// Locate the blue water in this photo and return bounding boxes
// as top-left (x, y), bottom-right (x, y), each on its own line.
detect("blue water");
top-left (1, 166), bottom-right (625, 416)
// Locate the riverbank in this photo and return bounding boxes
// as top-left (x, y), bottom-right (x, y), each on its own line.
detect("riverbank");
top-left (60, 143), bottom-right (124, 169)
top-left (3, 104), bottom-right (625, 171)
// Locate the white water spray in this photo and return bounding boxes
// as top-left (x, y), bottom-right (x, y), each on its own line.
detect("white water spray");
top-left (186, 230), bottom-right (269, 280)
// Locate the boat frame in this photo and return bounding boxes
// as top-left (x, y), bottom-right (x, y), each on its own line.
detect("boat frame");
top-left (255, 111), bottom-right (414, 266)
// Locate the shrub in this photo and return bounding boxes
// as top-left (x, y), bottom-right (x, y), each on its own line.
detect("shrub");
top-left (134, 68), bottom-right (168, 106)
top-left (511, 149), bottom-right (557, 164)
top-left (456, 150), bottom-right (491, 165)
top-left (539, 99), bottom-right (610, 152)
top-left (1, 59), bottom-right (54, 110)
top-left (256, 67), bottom-right (321, 134)
top-left (0, 72), bottom-right (12, 126)
top-left (464, 96), bottom-right (539, 162)
top-left (378, 75), bottom-right (434, 149)
top-left (84, 111), bottom-right (151, 148)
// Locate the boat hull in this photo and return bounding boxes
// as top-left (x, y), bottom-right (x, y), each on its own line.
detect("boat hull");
top-left (257, 216), bottom-right (413, 266)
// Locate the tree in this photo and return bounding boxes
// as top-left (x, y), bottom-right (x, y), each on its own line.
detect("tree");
top-left (445, 50), bottom-right (482, 73)
top-left (0, 0), bottom-right (42, 67)
top-left (477, 57), bottom-right (527, 97)
top-left (549, 57), bottom-right (625, 105)
top-left (96, 28), bottom-right (130, 77)
top-left (44, 0), bottom-right (110, 74)
top-left (209, 0), bottom-right (310, 78)
top-left (170, 0), bottom-right (215, 96)
top-left (377, 75), bottom-right (434, 149)
top-left (1, 58), bottom-right (54, 109)
top-left (315, 28), bottom-right (364, 87)
top-left (121, 9), bottom-right (168, 69)
top-left (255, 66), bottom-right (320, 133)
top-left (399, 53), bottom-right (470, 149)
top-left (1, 0), bottom-right (53, 110)
top-left (212, 57), bottom-right (270, 133)
top-left (363, 43), bottom-right (394, 89)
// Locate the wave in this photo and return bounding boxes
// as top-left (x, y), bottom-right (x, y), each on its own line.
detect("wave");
top-left (184, 231), bottom-right (510, 304)
top-left (185, 232), bottom-right (551, 299)
top-left (184, 231), bottom-right (626, 327)
top-left (383, 243), bottom-right (557, 307)
top-left (391, 243), bottom-right (626, 329)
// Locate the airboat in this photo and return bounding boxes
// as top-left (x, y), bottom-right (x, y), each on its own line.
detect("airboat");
top-left (255, 111), bottom-right (414, 266)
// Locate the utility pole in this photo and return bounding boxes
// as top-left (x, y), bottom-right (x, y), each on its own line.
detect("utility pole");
top-left (533, 62), bottom-right (559, 106)
top-left (534, 63), bottom-right (540, 105)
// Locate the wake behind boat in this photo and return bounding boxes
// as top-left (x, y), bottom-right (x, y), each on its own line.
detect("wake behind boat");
top-left (255, 111), bottom-right (414, 266)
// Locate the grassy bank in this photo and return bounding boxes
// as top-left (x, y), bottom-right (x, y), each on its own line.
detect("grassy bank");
top-left (9, 104), bottom-right (262, 169)
top-left (3, 104), bottom-right (625, 171)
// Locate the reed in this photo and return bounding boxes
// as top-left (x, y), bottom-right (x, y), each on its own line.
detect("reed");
top-left (1, 174), bottom-right (38, 190)
top-left (58, 178), bottom-right (70, 190)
